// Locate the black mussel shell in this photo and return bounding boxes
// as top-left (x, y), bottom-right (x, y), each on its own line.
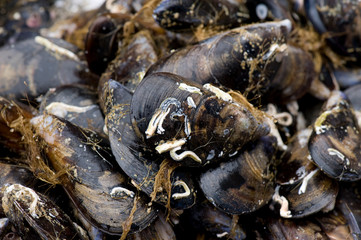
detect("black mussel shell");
top-left (84, 14), bottom-right (128, 75)
top-left (180, 201), bottom-right (246, 239)
top-left (305, 0), bottom-right (361, 61)
top-left (31, 114), bottom-right (158, 235)
top-left (254, 215), bottom-right (328, 239)
top-left (131, 72), bottom-right (270, 166)
top-left (2, 183), bottom-right (83, 239)
top-left (199, 135), bottom-right (276, 215)
top-left (0, 37), bottom-right (94, 102)
top-left (147, 20), bottom-right (292, 97)
top-left (99, 29), bottom-right (158, 93)
top-left (153, 0), bottom-right (250, 31)
top-left (276, 128), bottom-right (339, 218)
top-left (102, 79), bottom-right (196, 209)
top-left (39, 84), bottom-right (105, 135)
top-left (308, 90), bottom-right (361, 181)
top-left (345, 83), bottom-right (361, 111)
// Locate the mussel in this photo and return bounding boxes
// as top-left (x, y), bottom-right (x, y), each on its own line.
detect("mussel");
top-left (31, 114), bottom-right (158, 235)
top-left (101, 79), bottom-right (196, 209)
top-left (199, 135), bottom-right (276, 215)
top-left (275, 128), bottom-right (339, 218)
top-left (131, 72), bottom-right (270, 166)
top-left (2, 184), bottom-right (84, 239)
top-left (308, 90), bottom-right (361, 181)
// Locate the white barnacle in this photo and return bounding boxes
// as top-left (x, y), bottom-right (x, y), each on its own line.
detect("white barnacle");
top-left (178, 83), bottom-right (202, 95)
top-left (156, 139), bottom-right (202, 163)
top-left (5, 184), bottom-right (44, 219)
top-left (256, 3), bottom-right (268, 20)
top-left (216, 232), bottom-right (229, 238)
top-left (155, 139), bottom-right (186, 154)
top-left (145, 98), bottom-right (182, 138)
top-left (327, 148), bottom-right (347, 164)
top-left (170, 146), bottom-right (202, 163)
top-left (298, 169), bottom-right (319, 195)
top-left (171, 180), bottom-right (191, 200)
top-left (45, 102), bottom-right (96, 118)
top-left (314, 110), bottom-right (332, 134)
top-left (203, 84), bottom-right (232, 102)
top-left (35, 36), bottom-right (80, 61)
top-left (187, 96), bottom-right (197, 108)
top-left (263, 43), bottom-right (287, 60)
top-left (272, 185), bottom-right (292, 218)
top-left (110, 186), bottom-right (135, 199)
top-left (184, 115), bottom-right (191, 136)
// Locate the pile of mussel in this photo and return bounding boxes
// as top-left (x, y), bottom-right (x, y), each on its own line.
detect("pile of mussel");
top-left (1, 0), bottom-right (361, 239)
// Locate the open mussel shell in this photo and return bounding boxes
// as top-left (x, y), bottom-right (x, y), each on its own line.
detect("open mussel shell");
top-left (199, 135), bottom-right (276, 215)
top-left (30, 114), bottom-right (158, 235)
top-left (39, 84), bottom-right (105, 135)
top-left (131, 72), bottom-right (270, 167)
top-left (0, 37), bottom-right (95, 101)
top-left (308, 90), bottom-right (361, 181)
top-left (275, 128), bottom-right (339, 218)
top-left (102, 79), bottom-right (196, 209)
top-left (304, 0), bottom-right (361, 61)
top-left (2, 183), bottom-right (83, 239)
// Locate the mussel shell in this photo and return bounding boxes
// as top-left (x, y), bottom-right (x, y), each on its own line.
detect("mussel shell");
top-left (277, 170), bottom-right (338, 218)
top-left (276, 128), bottom-right (339, 218)
top-left (84, 14), bottom-right (126, 75)
top-left (153, 0), bottom-right (250, 31)
top-left (255, 215), bottom-right (327, 239)
top-left (345, 83), bottom-right (361, 111)
top-left (129, 211), bottom-right (176, 240)
top-left (103, 79), bottom-right (196, 209)
top-left (264, 45), bottom-right (315, 103)
top-left (315, 208), bottom-right (352, 240)
top-left (304, 0), bottom-right (361, 60)
top-left (181, 201), bottom-right (246, 239)
top-left (335, 68), bottom-right (361, 89)
top-left (31, 114), bottom-right (158, 235)
top-left (0, 163), bottom-right (36, 216)
top-left (308, 91), bottom-right (361, 181)
top-left (147, 20), bottom-right (292, 98)
top-left (199, 135), bottom-right (276, 215)
top-left (0, 37), bottom-right (93, 101)
top-left (99, 29), bottom-right (158, 93)
top-left (101, 79), bottom-right (160, 196)
top-left (2, 184), bottom-right (82, 239)
top-left (131, 72), bottom-right (270, 166)
top-left (39, 84), bottom-right (105, 135)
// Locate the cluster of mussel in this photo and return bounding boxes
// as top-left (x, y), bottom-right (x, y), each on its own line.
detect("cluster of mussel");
top-left (1, 0), bottom-right (361, 239)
